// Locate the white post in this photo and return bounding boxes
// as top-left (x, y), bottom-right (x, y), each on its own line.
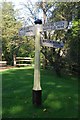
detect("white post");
top-left (33, 25), bottom-right (41, 90)
top-left (33, 24), bottom-right (42, 106)
top-left (13, 54), bottom-right (16, 66)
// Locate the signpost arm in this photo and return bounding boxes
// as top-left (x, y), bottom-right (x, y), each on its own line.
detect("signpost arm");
top-left (32, 21), bottom-right (42, 106)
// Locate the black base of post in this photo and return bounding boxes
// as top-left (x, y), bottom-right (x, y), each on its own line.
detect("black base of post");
top-left (32, 90), bottom-right (42, 106)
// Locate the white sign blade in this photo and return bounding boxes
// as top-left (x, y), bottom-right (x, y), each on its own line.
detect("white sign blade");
top-left (41, 39), bottom-right (64, 48)
top-left (19, 26), bottom-right (35, 36)
top-left (41, 42), bottom-right (53, 48)
top-left (54, 21), bottom-right (68, 30)
top-left (43, 21), bottom-right (68, 31)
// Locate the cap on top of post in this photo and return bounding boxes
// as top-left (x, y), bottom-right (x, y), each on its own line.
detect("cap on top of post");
top-left (34, 19), bottom-right (42, 24)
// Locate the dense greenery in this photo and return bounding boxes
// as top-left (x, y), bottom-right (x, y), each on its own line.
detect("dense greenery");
top-left (40, 2), bottom-right (80, 75)
top-left (2, 67), bottom-right (78, 118)
top-left (1, 2), bottom-right (35, 65)
top-left (1, 2), bottom-right (21, 65)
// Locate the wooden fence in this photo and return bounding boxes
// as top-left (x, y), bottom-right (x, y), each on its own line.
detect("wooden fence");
top-left (14, 57), bottom-right (33, 66)
top-left (0, 61), bottom-right (7, 67)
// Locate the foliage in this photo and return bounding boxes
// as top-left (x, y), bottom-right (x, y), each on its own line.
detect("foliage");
top-left (1, 2), bottom-right (35, 65)
top-left (41, 2), bottom-right (80, 75)
top-left (1, 2), bottom-right (21, 64)
top-left (17, 37), bottom-right (35, 58)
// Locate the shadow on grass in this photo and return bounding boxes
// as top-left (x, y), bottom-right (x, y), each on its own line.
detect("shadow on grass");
top-left (2, 67), bottom-right (78, 118)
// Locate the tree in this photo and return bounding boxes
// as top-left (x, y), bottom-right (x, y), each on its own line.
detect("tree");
top-left (1, 1), bottom-right (35, 66)
top-left (38, 1), bottom-right (80, 76)
top-left (0, 2), bottom-right (2, 61)
top-left (49, 2), bottom-right (80, 75)
top-left (1, 2), bottom-right (22, 65)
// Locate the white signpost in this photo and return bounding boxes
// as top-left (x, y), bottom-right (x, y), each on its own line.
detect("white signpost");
top-left (41, 39), bottom-right (64, 48)
top-left (33, 24), bottom-right (42, 106)
top-left (18, 20), bottom-right (68, 106)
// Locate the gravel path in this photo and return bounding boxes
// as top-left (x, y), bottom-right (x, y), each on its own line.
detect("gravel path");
top-left (0, 66), bottom-right (15, 72)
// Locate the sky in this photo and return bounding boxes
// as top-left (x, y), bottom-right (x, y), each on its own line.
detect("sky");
top-left (4, 0), bottom-right (39, 9)
top-left (0, 0), bottom-right (54, 26)
top-left (2, 0), bottom-right (43, 26)
top-left (4, 0), bottom-right (39, 4)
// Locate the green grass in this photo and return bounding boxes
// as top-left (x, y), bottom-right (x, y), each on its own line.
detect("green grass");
top-left (1, 67), bottom-right (78, 118)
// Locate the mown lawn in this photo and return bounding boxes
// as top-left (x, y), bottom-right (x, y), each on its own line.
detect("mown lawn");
top-left (1, 67), bottom-right (78, 118)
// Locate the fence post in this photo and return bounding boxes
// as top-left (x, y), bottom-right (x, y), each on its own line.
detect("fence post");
top-left (13, 54), bottom-right (16, 66)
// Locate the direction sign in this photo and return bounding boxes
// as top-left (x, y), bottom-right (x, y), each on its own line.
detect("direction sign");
top-left (41, 39), bottom-right (64, 48)
top-left (43, 21), bottom-right (68, 31)
top-left (18, 21), bottom-right (68, 36)
top-left (19, 25), bottom-right (35, 36)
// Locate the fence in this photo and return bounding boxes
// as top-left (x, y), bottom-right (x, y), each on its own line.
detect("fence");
top-left (0, 61), bottom-right (7, 67)
top-left (14, 57), bottom-right (33, 66)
